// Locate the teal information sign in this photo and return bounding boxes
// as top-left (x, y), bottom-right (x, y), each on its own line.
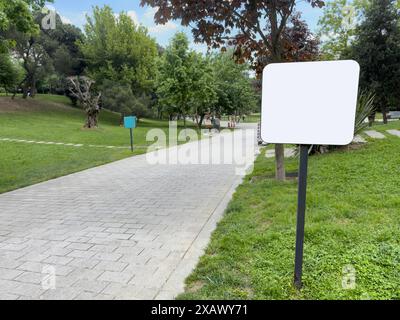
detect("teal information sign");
top-left (124, 116), bottom-right (137, 152)
top-left (124, 116), bottom-right (137, 129)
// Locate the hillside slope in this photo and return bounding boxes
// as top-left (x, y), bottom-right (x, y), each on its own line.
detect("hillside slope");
top-left (0, 95), bottom-right (176, 193)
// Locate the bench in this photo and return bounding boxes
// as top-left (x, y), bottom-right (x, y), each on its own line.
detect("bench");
top-left (388, 111), bottom-right (400, 119)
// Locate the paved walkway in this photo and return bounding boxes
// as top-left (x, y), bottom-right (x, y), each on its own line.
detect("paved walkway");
top-left (0, 125), bottom-right (257, 300)
top-left (364, 130), bottom-right (386, 139)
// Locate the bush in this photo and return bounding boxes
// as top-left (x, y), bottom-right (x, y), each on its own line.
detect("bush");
top-left (354, 91), bottom-right (376, 134)
top-left (100, 80), bottom-right (153, 121)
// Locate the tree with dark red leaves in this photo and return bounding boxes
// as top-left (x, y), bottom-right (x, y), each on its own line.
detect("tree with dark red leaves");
top-left (140, 0), bottom-right (324, 180)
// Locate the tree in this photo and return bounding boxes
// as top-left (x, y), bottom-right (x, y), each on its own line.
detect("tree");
top-left (0, 0), bottom-right (49, 52)
top-left (349, 0), bottom-right (400, 123)
top-left (190, 55), bottom-right (218, 128)
top-left (7, 10), bottom-right (84, 98)
top-left (67, 76), bottom-right (101, 128)
top-left (141, 0), bottom-right (324, 180)
top-left (79, 6), bottom-right (158, 96)
top-left (211, 51), bottom-right (258, 120)
top-left (157, 32), bottom-right (201, 126)
top-left (100, 80), bottom-right (151, 123)
top-left (0, 53), bottom-right (24, 93)
top-left (9, 26), bottom-right (50, 98)
top-left (317, 0), bottom-right (368, 59)
top-left (39, 15), bottom-right (86, 77)
top-left (1, 1), bottom-right (51, 98)
top-left (283, 13), bottom-right (320, 62)
top-left (36, 13), bottom-right (86, 96)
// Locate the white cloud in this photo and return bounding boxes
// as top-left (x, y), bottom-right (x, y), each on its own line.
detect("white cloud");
top-left (127, 10), bottom-right (139, 26)
top-left (148, 21), bottom-right (178, 34)
top-left (45, 4), bottom-right (56, 12)
top-left (190, 42), bottom-right (209, 55)
top-left (60, 15), bottom-right (72, 25)
top-left (142, 6), bottom-right (178, 34)
top-left (144, 7), bottom-right (158, 20)
top-left (114, 10), bottom-right (140, 26)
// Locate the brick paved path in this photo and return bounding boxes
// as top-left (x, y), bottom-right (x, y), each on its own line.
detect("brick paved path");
top-left (0, 126), bottom-right (257, 300)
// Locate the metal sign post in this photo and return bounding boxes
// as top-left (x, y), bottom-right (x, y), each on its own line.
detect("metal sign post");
top-left (260, 60), bottom-right (360, 291)
top-left (294, 144), bottom-right (309, 289)
top-left (124, 116), bottom-right (137, 152)
top-left (129, 128), bottom-right (134, 152)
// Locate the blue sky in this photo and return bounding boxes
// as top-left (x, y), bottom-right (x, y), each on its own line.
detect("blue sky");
top-left (47, 0), bottom-right (326, 52)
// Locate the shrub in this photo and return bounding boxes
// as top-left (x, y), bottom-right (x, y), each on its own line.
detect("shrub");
top-left (100, 80), bottom-right (153, 121)
top-left (354, 91), bottom-right (376, 134)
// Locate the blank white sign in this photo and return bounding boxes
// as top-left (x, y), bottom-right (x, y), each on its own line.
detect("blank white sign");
top-left (261, 60), bottom-right (360, 145)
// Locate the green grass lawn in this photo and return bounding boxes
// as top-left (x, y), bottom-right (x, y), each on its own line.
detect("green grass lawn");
top-left (178, 122), bottom-right (400, 300)
top-left (245, 113), bottom-right (261, 123)
top-left (0, 95), bottom-right (200, 194)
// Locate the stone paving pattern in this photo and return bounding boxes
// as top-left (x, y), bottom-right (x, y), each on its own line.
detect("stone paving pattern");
top-left (0, 126), bottom-right (257, 300)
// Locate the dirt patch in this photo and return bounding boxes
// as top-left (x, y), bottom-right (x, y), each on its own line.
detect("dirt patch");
top-left (186, 281), bottom-right (205, 293)
top-left (250, 171), bottom-right (298, 183)
top-left (256, 219), bottom-right (273, 232)
top-left (0, 97), bottom-right (73, 113)
top-left (343, 143), bottom-right (365, 151)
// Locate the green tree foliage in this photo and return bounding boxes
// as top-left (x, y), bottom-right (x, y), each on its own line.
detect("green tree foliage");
top-left (156, 32), bottom-right (202, 124)
top-left (7, 11), bottom-right (85, 98)
top-left (189, 54), bottom-right (218, 128)
top-left (100, 80), bottom-right (151, 121)
top-left (349, 0), bottom-right (400, 121)
top-left (79, 6), bottom-right (158, 95)
top-left (157, 33), bottom-right (258, 128)
top-left (212, 52), bottom-right (258, 118)
top-left (39, 15), bottom-right (85, 77)
top-left (0, 0), bottom-right (49, 52)
top-left (9, 26), bottom-right (50, 98)
top-left (141, 0), bottom-right (324, 181)
top-left (0, 53), bottom-right (24, 92)
top-left (36, 13), bottom-right (85, 94)
top-left (317, 0), bottom-right (368, 59)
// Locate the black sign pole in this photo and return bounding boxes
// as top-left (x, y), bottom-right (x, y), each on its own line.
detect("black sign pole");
top-left (294, 144), bottom-right (310, 289)
top-left (130, 128), bottom-right (134, 152)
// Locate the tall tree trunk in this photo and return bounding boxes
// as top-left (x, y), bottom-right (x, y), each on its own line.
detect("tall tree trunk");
top-left (268, 4), bottom-right (286, 181)
top-left (85, 110), bottom-right (99, 128)
top-left (382, 107), bottom-right (388, 125)
top-left (368, 111), bottom-right (376, 127)
top-left (269, 57), bottom-right (286, 180)
top-left (30, 76), bottom-right (37, 98)
top-left (275, 144), bottom-right (285, 180)
top-left (13, 75), bottom-right (28, 99)
top-left (198, 113), bottom-right (205, 129)
top-left (22, 84), bottom-right (29, 99)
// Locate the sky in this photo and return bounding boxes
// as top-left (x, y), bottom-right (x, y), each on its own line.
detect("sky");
top-left (46, 0), bottom-right (327, 53)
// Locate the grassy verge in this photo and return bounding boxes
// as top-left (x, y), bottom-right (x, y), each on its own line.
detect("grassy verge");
top-left (244, 113), bottom-right (261, 123)
top-left (0, 95), bottom-right (200, 194)
top-left (178, 122), bottom-right (400, 300)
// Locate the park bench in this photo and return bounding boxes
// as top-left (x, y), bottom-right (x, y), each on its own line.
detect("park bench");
top-left (388, 111), bottom-right (400, 120)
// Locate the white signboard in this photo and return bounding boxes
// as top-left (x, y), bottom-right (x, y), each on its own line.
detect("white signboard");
top-left (261, 60), bottom-right (360, 145)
